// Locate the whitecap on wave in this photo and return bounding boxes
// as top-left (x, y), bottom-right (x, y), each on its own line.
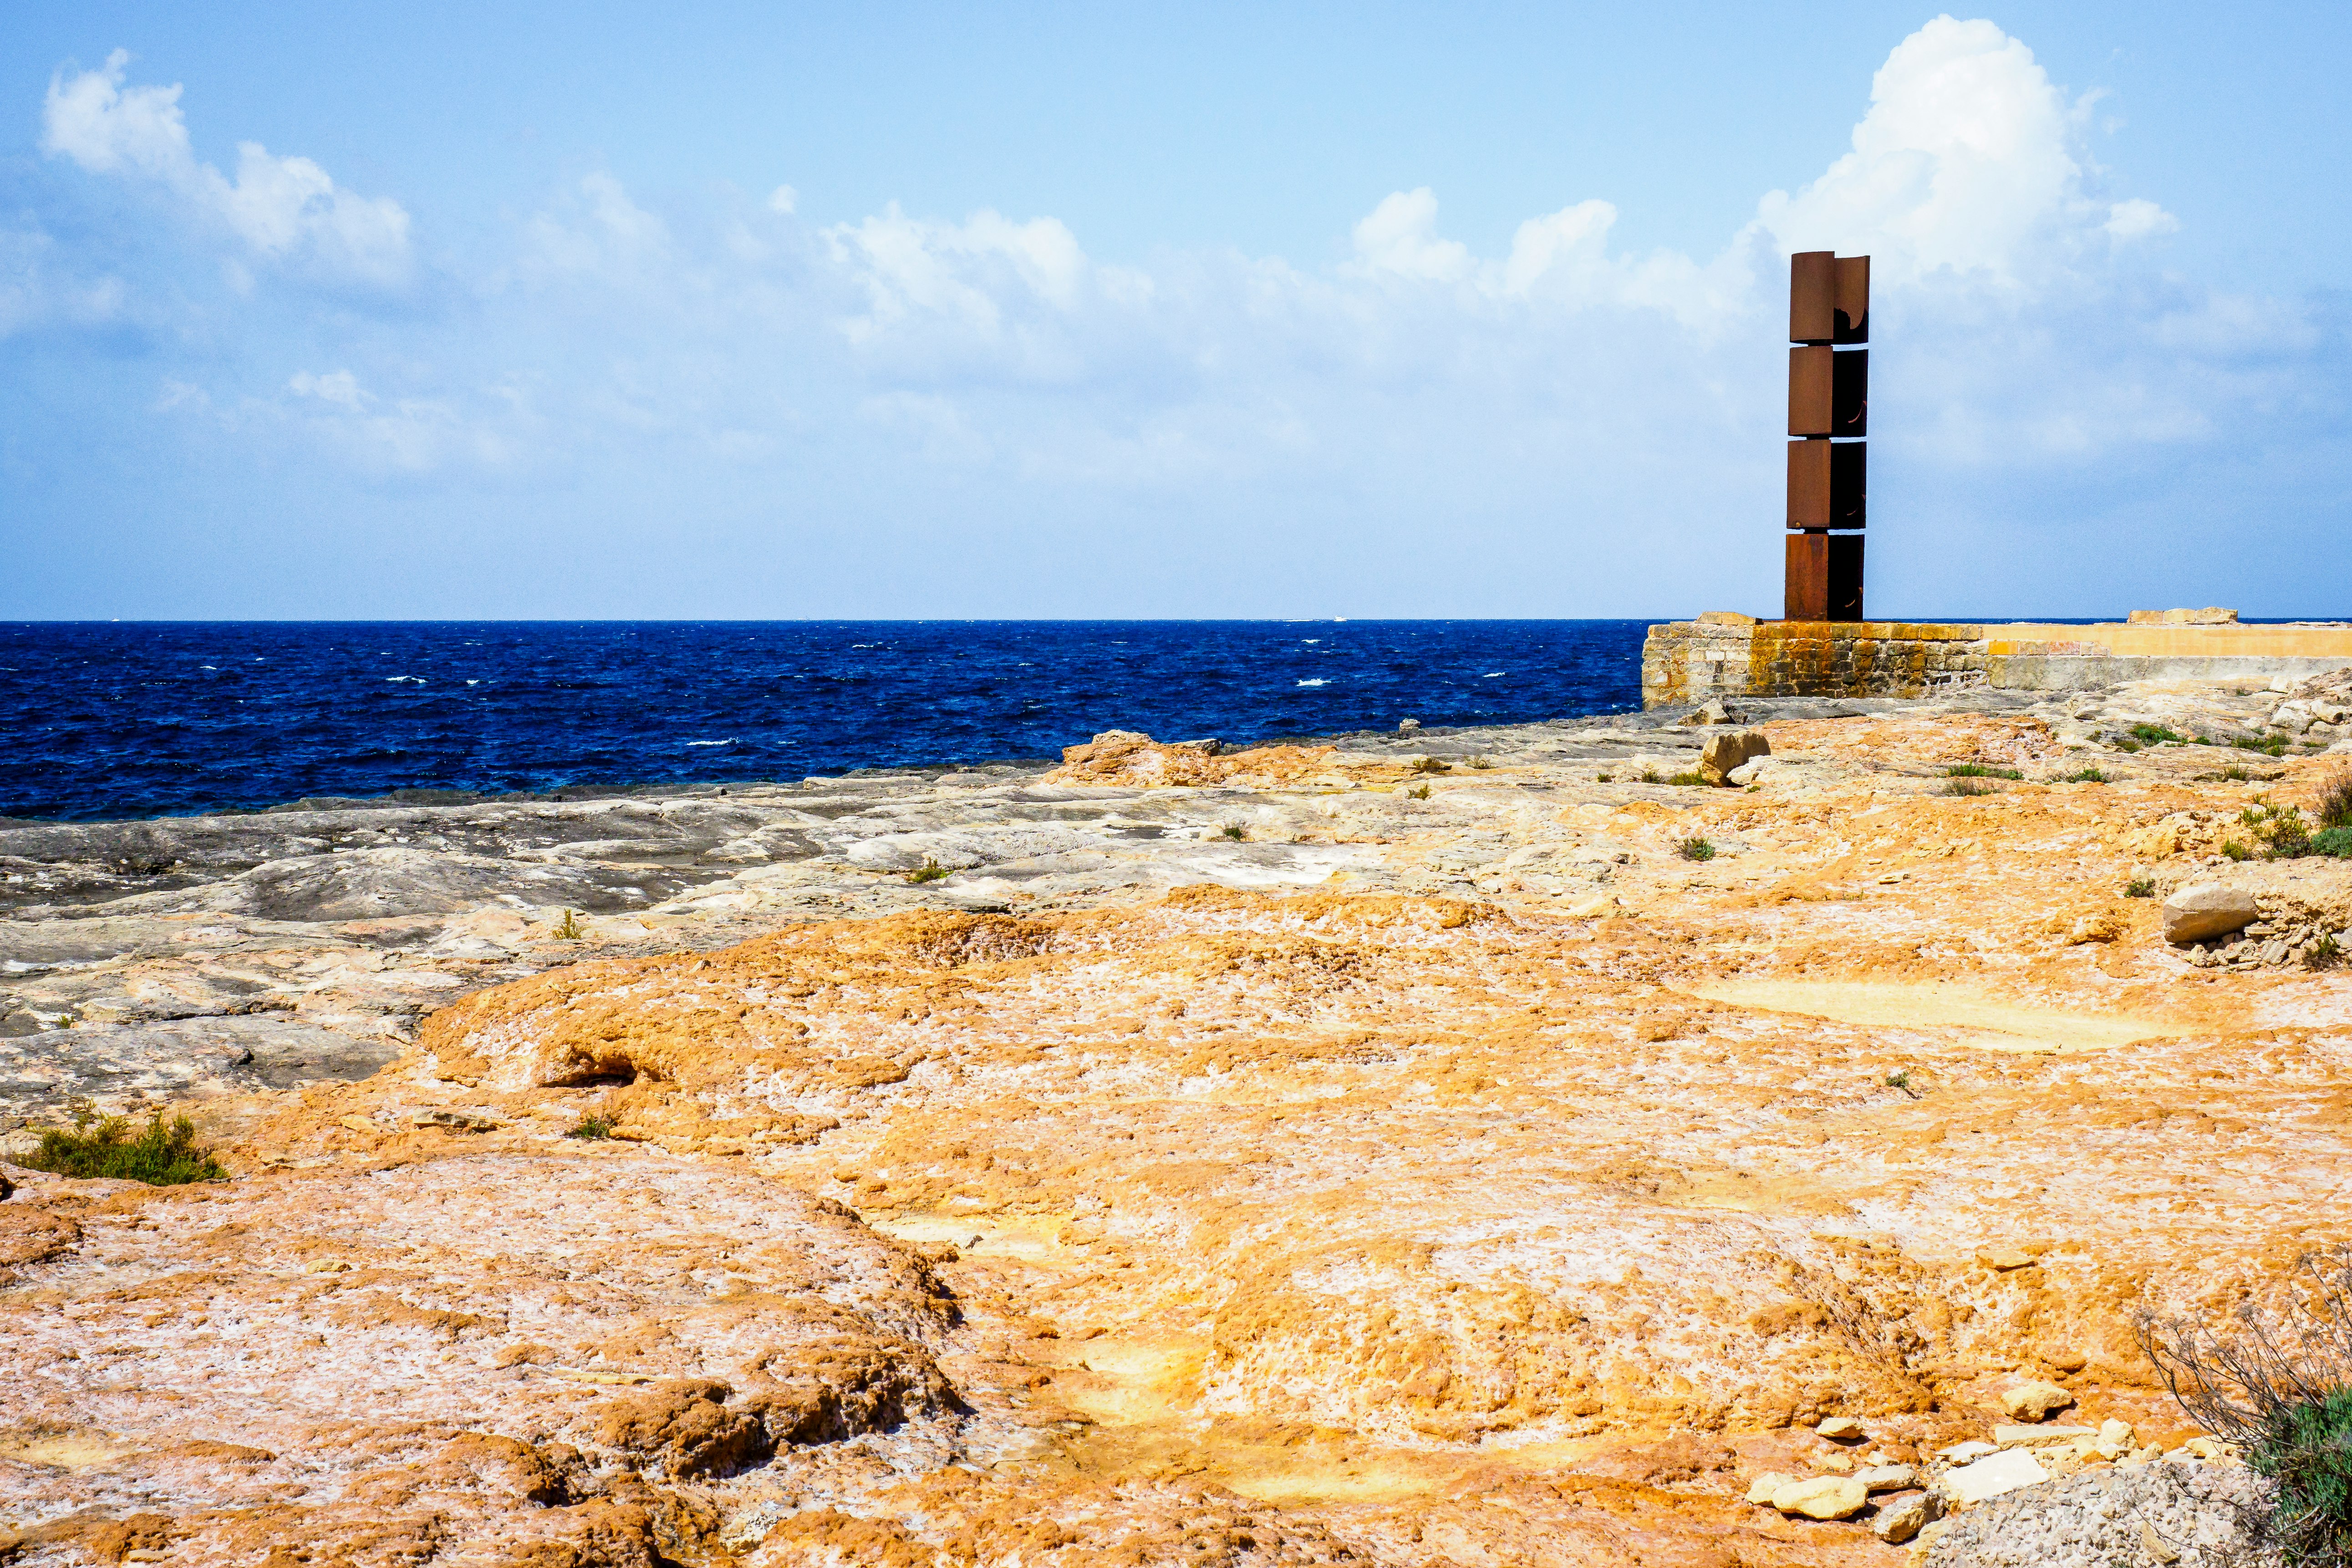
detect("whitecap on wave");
top-left (1296, 678), bottom-right (1328, 687)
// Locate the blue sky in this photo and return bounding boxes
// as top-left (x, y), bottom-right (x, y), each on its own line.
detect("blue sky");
top-left (3, 3), bottom-right (2347, 619)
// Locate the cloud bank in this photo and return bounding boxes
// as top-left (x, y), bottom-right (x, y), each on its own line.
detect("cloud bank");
top-left (5, 20), bottom-right (2344, 618)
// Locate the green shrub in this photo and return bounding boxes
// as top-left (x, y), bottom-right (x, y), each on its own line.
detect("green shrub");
top-left (1666, 771), bottom-right (1709, 786)
top-left (2224, 840), bottom-right (2253, 861)
top-left (2125, 877), bottom-right (2157, 898)
top-left (2313, 932), bottom-right (2344, 965)
top-left (906, 858), bottom-right (951, 884)
top-left (1409, 756), bottom-right (1451, 774)
top-left (1639, 767), bottom-right (1663, 784)
top-left (2138, 1248), bottom-right (2352, 1568)
top-left (551, 908), bottom-right (585, 940)
top-left (2314, 828), bottom-right (2352, 860)
top-left (2065, 767), bottom-right (2110, 784)
top-left (1594, 773), bottom-right (1613, 784)
top-left (2245, 802), bottom-right (2316, 858)
top-left (2319, 773), bottom-right (2352, 830)
top-left (2131, 722), bottom-right (2189, 745)
top-left (2224, 765), bottom-right (2253, 782)
top-left (1407, 783), bottom-right (1431, 800)
top-left (25, 1113), bottom-right (226, 1185)
top-left (2236, 735), bottom-right (2290, 757)
top-left (1947, 778), bottom-right (1996, 797)
top-left (2257, 1383), bottom-right (2352, 1563)
top-left (1221, 824), bottom-right (1247, 841)
top-left (2269, 810), bottom-right (2315, 860)
top-left (1677, 836), bottom-right (1715, 862)
top-left (567, 1115), bottom-right (613, 1140)
top-left (1945, 763), bottom-right (2023, 779)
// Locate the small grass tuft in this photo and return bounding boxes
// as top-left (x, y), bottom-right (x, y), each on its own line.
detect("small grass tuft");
top-left (2125, 876), bottom-right (2157, 898)
top-left (2311, 932), bottom-right (2343, 966)
top-left (2235, 734), bottom-right (2290, 758)
top-left (1594, 773), bottom-right (1613, 784)
top-left (566, 1115), bottom-right (614, 1140)
top-left (2130, 722), bottom-right (2189, 745)
top-left (1884, 1069), bottom-right (1922, 1099)
top-left (905, 858), bottom-right (951, 884)
top-left (1666, 771), bottom-right (1710, 787)
top-left (1639, 767), bottom-right (1663, 784)
top-left (2223, 839), bottom-right (2253, 861)
top-left (1945, 763), bottom-right (2024, 779)
top-left (1946, 778), bottom-right (1996, 797)
top-left (1221, 824), bottom-right (1247, 841)
top-left (551, 908), bottom-right (585, 940)
top-left (1466, 756), bottom-right (1494, 770)
top-left (1409, 756), bottom-right (1451, 774)
top-left (2223, 764), bottom-right (2253, 782)
top-left (25, 1112), bottom-right (226, 1185)
top-left (1407, 783), bottom-right (1431, 800)
top-left (1677, 836), bottom-right (1716, 862)
top-left (2065, 767), bottom-right (2110, 784)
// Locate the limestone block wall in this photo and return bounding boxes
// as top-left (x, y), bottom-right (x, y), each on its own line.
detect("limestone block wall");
top-left (1641, 621), bottom-right (1989, 707)
top-left (1641, 619), bottom-right (2352, 708)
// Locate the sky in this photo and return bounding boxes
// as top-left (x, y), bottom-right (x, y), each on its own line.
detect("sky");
top-left (2, 2), bottom-right (2347, 621)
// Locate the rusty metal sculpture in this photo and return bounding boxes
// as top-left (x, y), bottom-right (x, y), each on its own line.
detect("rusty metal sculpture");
top-left (1785, 252), bottom-right (1867, 620)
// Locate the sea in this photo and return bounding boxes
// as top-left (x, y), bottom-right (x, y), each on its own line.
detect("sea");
top-left (0, 621), bottom-right (1650, 823)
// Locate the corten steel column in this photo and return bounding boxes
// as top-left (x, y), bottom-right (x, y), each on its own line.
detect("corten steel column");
top-left (1785, 251), bottom-right (1868, 621)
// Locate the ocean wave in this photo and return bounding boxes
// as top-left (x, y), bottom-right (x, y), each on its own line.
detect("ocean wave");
top-left (1296, 678), bottom-right (1329, 687)
top-left (685, 739), bottom-right (734, 747)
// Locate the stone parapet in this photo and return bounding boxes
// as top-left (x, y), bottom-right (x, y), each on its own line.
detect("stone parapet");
top-left (1642, 619), bottom-right (2352, 707)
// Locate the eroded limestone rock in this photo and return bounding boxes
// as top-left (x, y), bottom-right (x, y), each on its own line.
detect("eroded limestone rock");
top-left (2164, 883), bottom-right (2261, 944)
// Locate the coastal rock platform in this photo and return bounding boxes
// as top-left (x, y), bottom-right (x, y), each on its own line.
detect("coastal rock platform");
top-left (5, 670), bottom-right (2352, 1565)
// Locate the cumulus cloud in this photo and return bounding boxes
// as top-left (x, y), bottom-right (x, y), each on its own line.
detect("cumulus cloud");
top-left (1756, 15), bottom-right (2173, 284)
top-left (1349, 188), bottom-right (1473, 283)
top-left (42, 50), bottom-right (411, 286)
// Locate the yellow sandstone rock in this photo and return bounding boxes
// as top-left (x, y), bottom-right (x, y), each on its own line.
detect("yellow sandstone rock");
top-left (1771, 1475), bottom-right (1868, 1520)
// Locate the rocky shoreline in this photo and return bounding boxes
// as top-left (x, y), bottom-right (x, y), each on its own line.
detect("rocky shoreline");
top-left (4, 670), bottom-right (2351, 1566)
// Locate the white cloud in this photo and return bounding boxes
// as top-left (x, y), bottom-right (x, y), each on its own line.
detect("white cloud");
top-left (288, 368), bottom-right (366, 408)
top-left (825, 203), bottom-right (1096, 346)
top-left (1497, 199), bottom-right (1617, 295)
top-left (42, 50), bottom-right (411, 286)
top-left (1755, 15), bottom-right (2172, 284)
top-left (1349, 188), bottom-right (1472, 282)
top-left (2105, 197), bottom-right (2178, 241)
top-left (767, 184), bottom-right (798, 216)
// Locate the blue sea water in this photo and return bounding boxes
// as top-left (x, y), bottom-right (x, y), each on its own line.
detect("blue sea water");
top-left (0, 621), bottom-right (1649, 823)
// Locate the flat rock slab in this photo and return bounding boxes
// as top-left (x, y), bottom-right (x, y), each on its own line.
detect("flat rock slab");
top-left (0, 1018), bottom-right (398, 1109)
top-left (1926, 1461), bottom-right (2277, 1567)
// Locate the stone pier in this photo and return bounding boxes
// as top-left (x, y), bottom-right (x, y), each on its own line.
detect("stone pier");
top-left (1641, 613), bottom-right (2352, 708)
